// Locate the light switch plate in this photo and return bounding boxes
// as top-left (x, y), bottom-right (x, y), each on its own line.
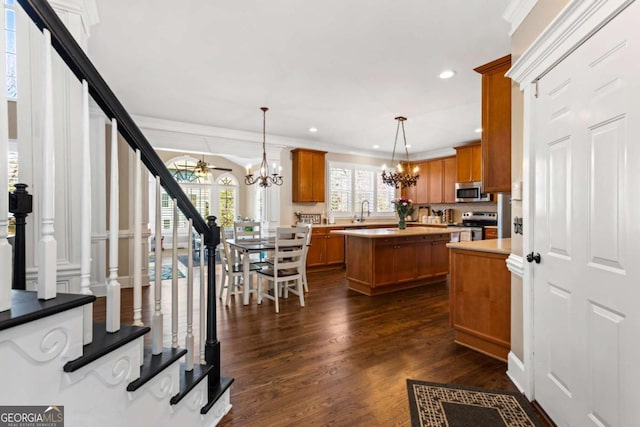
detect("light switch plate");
top-left (512, 181), bottom-right (522, 200)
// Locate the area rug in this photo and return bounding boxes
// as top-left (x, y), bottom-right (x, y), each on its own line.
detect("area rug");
top-left (149, 264), bottom-right (185, 282)
top-left (407, 380), bottom-right (546, 427)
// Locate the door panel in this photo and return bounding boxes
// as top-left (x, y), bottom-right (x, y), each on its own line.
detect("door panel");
top-left (532, 4), bottom-right (640, 426)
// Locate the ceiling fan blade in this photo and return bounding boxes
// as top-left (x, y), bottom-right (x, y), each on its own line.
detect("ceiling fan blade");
top-left (208, 166), bottom-right (233, 172)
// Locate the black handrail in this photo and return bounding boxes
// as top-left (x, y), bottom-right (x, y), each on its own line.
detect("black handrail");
top-left (16, 0), bottom-right (214, 242)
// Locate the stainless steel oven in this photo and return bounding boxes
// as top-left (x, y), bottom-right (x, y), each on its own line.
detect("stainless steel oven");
top-left (455, 182), bottom-right (492, 202)
top-left (448, 211), bottom-right (497, 241)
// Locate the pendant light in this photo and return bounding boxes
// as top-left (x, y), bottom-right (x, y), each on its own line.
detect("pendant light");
top-left (381, 116), bottom-right (420, 188)
top-left (244, 107), bottom-right (283, 187)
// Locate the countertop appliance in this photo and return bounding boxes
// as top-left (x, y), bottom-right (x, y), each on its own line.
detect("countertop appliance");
top-left (455, 181), bottom-right (492, 202)
top-left (448, 211), bottom-right (498, 241)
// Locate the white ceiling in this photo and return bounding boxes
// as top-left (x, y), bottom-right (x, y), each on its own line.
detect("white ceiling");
top-left (88, 0), bottom-right (511, 164)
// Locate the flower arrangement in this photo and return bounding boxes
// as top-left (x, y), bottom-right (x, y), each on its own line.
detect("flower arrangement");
top-left (393, 197), bottom-right (414, 229)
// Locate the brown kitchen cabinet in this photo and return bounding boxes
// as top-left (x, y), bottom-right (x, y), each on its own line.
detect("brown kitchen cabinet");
top-left (426, 160), bottom-right (443, 203)
top-left (442, 156), bottom-right (457, 203)
top-left (449, 246), bottom-right (510, 361)
top-left (454, 142), bottom-right (481, 183)
top-left (401, 157), bottom-right (455, 204)
top-left (401, 180), bottom-right (417, 202)
top-left (475, 55), bottom-right (512, 193)
top-left (484, 227), bottom-right (498, 239)
top-left (425, 156), bottom-right (456, 203)
top-left (291, 148), bottom-right (327, 202)
top-left (307, 227), bottom-right (345, 269)
top-left (415, 234), bottom-right (449, 279)
top-left (374, 237), bottom-right (417, 287)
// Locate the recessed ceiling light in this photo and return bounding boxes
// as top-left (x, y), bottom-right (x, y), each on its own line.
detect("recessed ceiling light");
top-left (474, 128), bottom-right (483, 133)
top-left (405, 144), bottom-right (412, 149)
top-left (309, 127), bottom-right (318, 133)
top-left (373, 145), bottom-right (379, 149)
top-left (439, 70), bottom-right (456, 79)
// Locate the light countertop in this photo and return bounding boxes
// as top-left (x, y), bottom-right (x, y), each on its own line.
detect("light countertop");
top-left (307, 221), bottom-right (451, 229)
top-left (446, 238), bottom-right (511, 255)
top-left (331, 226), bottom-right (462, 238)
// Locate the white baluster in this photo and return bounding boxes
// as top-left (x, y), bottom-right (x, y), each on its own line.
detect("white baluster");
top-left (38, 29), bottom-right (56, 300)
top-left (80, 80), bottom-right (93, 343)
top-left (199, 233), bottom-right (205, 363)
top-left (0, 6), bottom-right (10, 312)
top-left (185, 219), bottom-right (194, 371)
top-left (152, 177), bottom-right (163, 355)
top-left (132, 149), bottom-right (143, 326)
top-left (171, 199), bottom-right (179, 348)
top-left (106, 119), bottom-right (121, 333)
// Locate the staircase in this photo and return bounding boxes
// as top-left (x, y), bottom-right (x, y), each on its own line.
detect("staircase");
top-left (0, 1), bottom-right (232, 425)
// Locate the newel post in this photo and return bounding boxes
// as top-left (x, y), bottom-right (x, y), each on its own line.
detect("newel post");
top-left (205, 216), bottom-right (221, 381)
top-left (9, 184), bottom-right (33, 290)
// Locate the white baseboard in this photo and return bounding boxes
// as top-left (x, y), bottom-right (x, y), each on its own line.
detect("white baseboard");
top-left (507, 351), bottom-right (527, 395)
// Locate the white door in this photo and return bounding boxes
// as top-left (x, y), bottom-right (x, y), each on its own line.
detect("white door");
top-left (532, 3), bottom-right (640, 426)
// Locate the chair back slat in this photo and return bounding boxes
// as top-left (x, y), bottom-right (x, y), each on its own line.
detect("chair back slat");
top-left (273, 226), bottom-right (308, 272)
top-left (234, 221), bottom-right (261, 240)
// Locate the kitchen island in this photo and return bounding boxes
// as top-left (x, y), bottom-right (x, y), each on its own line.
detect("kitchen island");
top-left (332, 227), bottom-right (460, 296)
top-left (446, 238), bottom-right (511, 361)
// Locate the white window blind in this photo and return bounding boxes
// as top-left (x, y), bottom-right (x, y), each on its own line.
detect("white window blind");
top-left (328, 162), bottom-right (395, 216)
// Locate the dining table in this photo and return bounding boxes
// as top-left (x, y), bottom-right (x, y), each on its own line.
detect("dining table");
top-left (225, 237), bottom-right (275, 305)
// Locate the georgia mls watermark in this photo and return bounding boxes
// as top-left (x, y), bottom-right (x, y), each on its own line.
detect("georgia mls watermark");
top-left (0, 406), bottom-right (64, 427)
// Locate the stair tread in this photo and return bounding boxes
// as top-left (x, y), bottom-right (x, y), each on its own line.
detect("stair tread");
top-left (63, 323), bottom-right (150, 372)
top-left (170, 362), bottom-right (215, 405)
top-left (0, 290), bottom-right (95, 332)
top-left (127, 347), bottom-right (187, 392)
top-left (200, 376), bottom-right (234, 414)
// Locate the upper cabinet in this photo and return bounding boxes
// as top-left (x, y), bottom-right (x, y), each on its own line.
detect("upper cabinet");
top-left (474, 55), bottom-right (512, 193)
top-left (442, 156), bottom-right (457, 203)
top-left (425, 157), bottom-right (457, 204)
top-left (454, 142), bottom-right (481, 183)
top-left (291, 148), bottom-right (327, 202)
top-left (402, 156), bottom-right (456, 204)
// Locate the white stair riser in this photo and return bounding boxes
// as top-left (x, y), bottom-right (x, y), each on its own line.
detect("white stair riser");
top-left (0, 308), bottom-right (229, 426)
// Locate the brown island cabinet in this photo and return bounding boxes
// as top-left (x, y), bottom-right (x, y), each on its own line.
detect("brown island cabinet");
top-left (331, 227), bottom-right (460, 296)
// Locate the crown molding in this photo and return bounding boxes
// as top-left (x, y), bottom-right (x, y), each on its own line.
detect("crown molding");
top-left (507, 0), bottom-right (635, 88)
top-left (503, 0), bottom-right (539, 36)
top-left (131, 114), bottom-right (390, 161)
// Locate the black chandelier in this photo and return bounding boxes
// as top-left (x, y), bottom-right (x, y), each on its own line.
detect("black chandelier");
top-left (381, 116), bottom-right (420, 188)
top-left (244, 107), bottom-right (284, 188)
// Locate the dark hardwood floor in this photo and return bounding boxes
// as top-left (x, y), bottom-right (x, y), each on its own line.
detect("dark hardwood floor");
top-left (94, 267), bottom-right (529, 426)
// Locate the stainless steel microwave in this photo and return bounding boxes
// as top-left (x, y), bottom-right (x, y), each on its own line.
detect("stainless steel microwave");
top-left (455, 182), bottom-right (491, 202)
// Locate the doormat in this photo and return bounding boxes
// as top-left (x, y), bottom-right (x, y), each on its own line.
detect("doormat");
top-left (407, 380), bottom-right (546, 427)
top-left (149, 265), bottom-right (185, 282)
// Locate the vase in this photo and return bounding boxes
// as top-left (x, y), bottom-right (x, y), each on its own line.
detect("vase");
top-left (398, 217), bottom-right (406, 230)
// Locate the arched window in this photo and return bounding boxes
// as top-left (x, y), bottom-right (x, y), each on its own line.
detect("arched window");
top-left (160, 157), bottom-right (211, 247)
top-left (217, 174), bottom-right (237, 228)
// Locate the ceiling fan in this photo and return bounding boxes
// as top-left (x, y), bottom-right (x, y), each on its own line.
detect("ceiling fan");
top-left (169, 156), bottom-right (232, 183)
top-left (194, 156), bottom-right (232, 173)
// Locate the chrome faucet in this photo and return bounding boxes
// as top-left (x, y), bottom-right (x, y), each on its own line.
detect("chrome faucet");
top-left (359, 200), bottom-right (370, 222)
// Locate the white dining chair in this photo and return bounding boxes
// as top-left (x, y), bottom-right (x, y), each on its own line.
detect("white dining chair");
top-left (234, 221), bottom-right (263, 263)
top-left (300, 223), bottom-right (312, 292)
top-left (219, 227), bottom-right (261, 305)
top-left (257, 226), bottom-right (308, 313)
top-left (233, 221), bottom-right (261, 240)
